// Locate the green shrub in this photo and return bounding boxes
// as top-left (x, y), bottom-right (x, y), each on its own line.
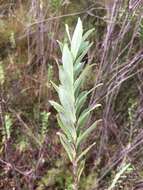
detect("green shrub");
top-left (50, 18), bottom-right (101, 190)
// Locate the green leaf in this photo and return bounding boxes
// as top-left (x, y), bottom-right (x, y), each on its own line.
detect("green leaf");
top-left (76, 119), bottom-right (102, 147)
top-left (75, 91), bottom-right (88, 117)
top-left (75, 84), bottom-right (103, 117)
top-left (62, 43), bottom-right (74, 85)
top-left (76, 142), bottom-right (96, 163)
top-left (77, 160), bottom-right (85, 182)
top-left (77, 104), bottom-right (101, 128)
top-left (71, 18), bottom-right (83, 59)
top-left (76, 41), bottom-right (89, 57)
top-left (74, 64), bottom-right (95, 97)
top-left (65, 24), bottom-right (71, 43)
top-left (59, 66), bottom-right (73, 96)
top-left (82, 28), bottom-right (95, 41)
top-left (59, 66), bottom-right (69, 88)
top-left (74, 42), bottom-right (93, 79)
top-left (57, 40), bottom-right (63, 52)
top-left (57, 132), bottom-right (76, 162)
top-left (59, 113), bottom-right (77, 142)
top-left (50, 80), bottom-right (59, 92)
top-left (49, 100), bottom-right (64, 113)
top-left (58, 86), bottom-right (76, 123)
top-left (74, 42), bottom-right (93, 70)
top-left (57, 115), bottom-right (73, 142)
top-left (73, 62), bottom-right (84, 79)
top-left (108, 163), bottom-right (131, 190)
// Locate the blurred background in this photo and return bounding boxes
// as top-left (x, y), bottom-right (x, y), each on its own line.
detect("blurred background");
top-left (0, 0), bottom-right (143, 189)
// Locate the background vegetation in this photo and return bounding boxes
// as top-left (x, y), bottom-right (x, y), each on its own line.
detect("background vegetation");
top-left (0, 0), bottom-right (143, 189)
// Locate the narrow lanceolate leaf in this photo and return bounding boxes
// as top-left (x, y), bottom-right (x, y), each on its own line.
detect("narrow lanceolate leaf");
top-left (82, 28), bottom-right (95, 41)
top-left (59, 66), bottom-right (74, 100)
top-left (75, 91), bottom-right (88, 117)
top-left (49, 101), bottom-right (64, 113)
top-left (59, 113), bottom-right (77, 143)
top-left (57, 115), bottom-right (73, 142)
top-left (50, 80), bottom-right (59, 93)
top-left (65, 24), bottom-right (71, 43)
top-left (73, 62), bottom-right (84, 79)
top-left (77, 160), bottom-right (85, 182)
top-left (76, 84), bottom-right (102, 110)
top-left (71, 18), bottom-right (83, 59)
top-left (75, 84), bottom-right (103, 117)
top-left (76, 142), bottom-right (96, 163)
top-left (57, 132), bottom-right (76, 162)
top-left (57, 40), bottom-right (63, 52)
top-left (76, 119), bottom-right (102, 148)
top-left (59, 66), bottom-right (71, 92)
top-left (77, 41), bottom-right (89, 57)
top-left (58, 86), bottom-right (76, 123)
top-left (62, 43), bottom-right (74, 84)
top-left (74, 42), bottom-right (93, 70)
top-left (74, 64), bottom-right (95, 97)
top-left (108, 163), bottom-right (131, 190)
top-left (77, 104), bottom-right (101, 128)
top-left (74, 42), bottom-right (93, 79)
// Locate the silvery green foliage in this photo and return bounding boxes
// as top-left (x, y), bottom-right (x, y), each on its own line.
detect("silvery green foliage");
top-left (50, 18), bottom-right (101, 182)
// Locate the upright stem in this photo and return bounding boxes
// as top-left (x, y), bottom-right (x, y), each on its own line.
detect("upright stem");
top-left (73, 160), bottom-right (78, 190)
